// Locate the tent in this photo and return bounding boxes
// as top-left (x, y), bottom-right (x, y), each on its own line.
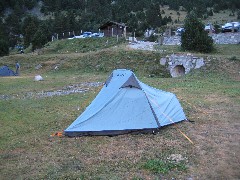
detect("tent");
top-left (0, 65), bottom-right (16, 76)
top-left (65, 69), bottom-right (186, 137)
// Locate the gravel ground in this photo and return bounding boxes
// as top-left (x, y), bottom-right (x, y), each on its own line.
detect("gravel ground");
top-left (0, 82), bottom-right (103, 100)
top-left (128, 33), bottom-right (240, 51)
top-left (127, 41), bottom-right (158, 51)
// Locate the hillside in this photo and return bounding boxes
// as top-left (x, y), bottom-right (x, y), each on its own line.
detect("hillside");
top-left (0, 0), bottom-right (240, 57)
top-left (1, 38), bottom-right (171, 77)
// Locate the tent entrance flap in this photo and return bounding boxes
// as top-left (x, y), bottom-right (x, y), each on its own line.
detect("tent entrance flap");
top-left (121, 74), bottom-right (142, 89)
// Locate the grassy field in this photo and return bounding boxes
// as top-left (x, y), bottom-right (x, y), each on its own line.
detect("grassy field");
top-left (0, 38), bottom-right (240, 179)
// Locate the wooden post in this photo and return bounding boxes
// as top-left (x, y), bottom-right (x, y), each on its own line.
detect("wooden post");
top-left (124, 26), bottom-right (126, 39)
top-left (159, 35), bottom-right (164, 45)
top-left (168, 28), bottom-right (171, 37)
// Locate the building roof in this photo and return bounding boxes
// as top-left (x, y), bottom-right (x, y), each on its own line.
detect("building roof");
top-left (99, 21), bottom-right (127, 29)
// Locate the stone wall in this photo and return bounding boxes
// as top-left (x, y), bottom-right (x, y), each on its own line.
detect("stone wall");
top-left (210, 32), bottom-right (240, 44)
top-left (160, 54), bottom-right (205, 77)
top-left (163, 32), bottom-right (240, 45)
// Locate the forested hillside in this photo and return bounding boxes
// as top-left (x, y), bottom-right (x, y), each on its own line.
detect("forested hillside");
top-left (0, 0), bottom-right (239, 56)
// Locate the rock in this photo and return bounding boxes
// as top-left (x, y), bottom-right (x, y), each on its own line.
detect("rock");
top-left (35, 64), bottom-right (42, 70)
top-left (195, 58), bottom-right (205, 69)
top-left (160, 58), bottom-right (167, 65)
top-left (34, 75), bottom-right (44, 81)
top-left (167, 154), bottom-right (186, 162)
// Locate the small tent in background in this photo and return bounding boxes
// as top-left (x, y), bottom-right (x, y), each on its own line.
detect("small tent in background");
top-left (65, 69), bottom-right (186, 137)
top-left (0, 65), bottom-right (16, 76)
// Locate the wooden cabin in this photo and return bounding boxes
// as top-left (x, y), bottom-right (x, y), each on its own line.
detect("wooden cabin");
top-left (99, 21), bottom-right (127, 37)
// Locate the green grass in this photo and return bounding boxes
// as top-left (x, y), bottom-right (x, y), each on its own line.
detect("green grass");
top-left (143, 159), bottom-right (187, 174)
top-left (43, 37), bottom-right (126, 54)
top-left (1, 50), bottom-right (171, 78)
top-left (0, 41), bottom-right (240, 179)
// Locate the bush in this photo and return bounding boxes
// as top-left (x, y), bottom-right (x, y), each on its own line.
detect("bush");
top-left (181, 12), bottom-right (214, 53)
top-left (147, 34), bottom-right (157, 42)
top-left (0, 39), bottom-right (9, 56)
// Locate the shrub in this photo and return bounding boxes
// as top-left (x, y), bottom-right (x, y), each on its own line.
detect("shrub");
top-left (229, 56), bottom-right (239, 61)
top-left (147, 34), bottom-right (157, 42)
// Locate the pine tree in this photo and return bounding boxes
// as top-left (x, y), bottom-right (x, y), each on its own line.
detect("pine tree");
top-left (146, 2), bottom-right (162, 28)
top-left (0, 19), bottom-right (9, 56)
top-left (181, 12), bottom-right (214, 53)
top-left (22, 15), bottom-right (39, 48)
top-left (32, 21), bottom-right (52, 50)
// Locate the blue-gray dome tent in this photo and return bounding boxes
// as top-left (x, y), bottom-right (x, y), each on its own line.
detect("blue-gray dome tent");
top-left (65, 69), bottom-right (187, 137)
top-left (0, 65), bottom-right (17, 76)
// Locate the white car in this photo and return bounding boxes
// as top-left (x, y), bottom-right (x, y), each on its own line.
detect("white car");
top-left (68, 32), bottom-right (92, 39)
top-left (204, 24), bottom-right (215, 33)
top-left (82, 32), bottom-right (92, 37)
top-left (91, 33), bottom-right (104, 37)
top-left (222, 22), bottom-right (240, 32)
top-left (68, 35), bottom-right (85, 39)
top-left (176, 28), bottom-right (185, 36)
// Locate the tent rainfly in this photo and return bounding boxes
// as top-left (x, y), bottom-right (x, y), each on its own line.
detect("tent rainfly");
top-left (65, 69), bottom-right (186, 137)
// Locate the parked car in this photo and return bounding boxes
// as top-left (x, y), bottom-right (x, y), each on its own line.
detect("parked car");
top-left (91, 33), bottom-right (104, 37)
top-left (82, 32), bottom-right (93, 37)
top-left (67, 32), bottom-right (104, 39)
top-left (68, 35), bottom-right (84, 39)
top-left (204, 24), bottom-right (215, 33)
top-left (68, 32), bottom-right (93, 39)
top-left (176, 27), bottom-right (185, 36)
top-left (221, 22), bottom-right (240, 32)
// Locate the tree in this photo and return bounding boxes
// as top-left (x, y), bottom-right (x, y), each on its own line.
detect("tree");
top-left (146, 2), bottom-right (162, 28)
top-left (237, 10), bottom-right (240, 19)
top-left (207, 9), bottom-right (213, 16)
top-left (32, 21), bottom-right (53, 50)
top-left (0, 39), bottom-right (9, 56)
top-left (22, 15), bottom-right (39, 48)
top-left (0, 19), bottom-right (9, 56)
top-left (181, 12), bottom-right (214, 53)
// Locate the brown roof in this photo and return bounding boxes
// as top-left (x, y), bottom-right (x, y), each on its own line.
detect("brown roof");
top-left (99, 21), bottom-right (127, 29)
